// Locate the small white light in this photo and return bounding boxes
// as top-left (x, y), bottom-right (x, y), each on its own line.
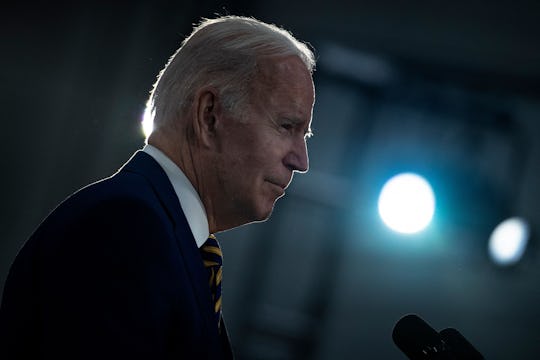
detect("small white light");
top-left (141, 106), bottom-right (154, 138)
top-left (378, 173), bottom-right (435, 234)
top-left (488, 217), bottom-right (529, 266)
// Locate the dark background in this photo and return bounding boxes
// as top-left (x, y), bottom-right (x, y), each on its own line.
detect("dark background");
top-left (2, 1), bottom-right (540, 358)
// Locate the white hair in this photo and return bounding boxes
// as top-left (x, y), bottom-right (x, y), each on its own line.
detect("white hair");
top-left (144, 15), bottom-right (315, 133)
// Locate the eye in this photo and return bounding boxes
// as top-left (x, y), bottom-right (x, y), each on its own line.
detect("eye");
top-left (281, 123), bottom-right (294, 131)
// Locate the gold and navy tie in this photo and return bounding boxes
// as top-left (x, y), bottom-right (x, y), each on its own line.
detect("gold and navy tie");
top-left (200, 234), bottom-right (223, 329)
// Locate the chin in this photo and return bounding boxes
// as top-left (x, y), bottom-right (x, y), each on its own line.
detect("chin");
top-left (252, 202), bottom-right (276, 222)
top-left (254, 209), bottom-right (273, 222)
top-left (246, 193), bottom-right (284, 223)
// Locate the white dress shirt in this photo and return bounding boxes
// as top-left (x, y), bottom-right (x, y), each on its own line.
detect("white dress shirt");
top-left (142, 144), bottom-right (209, 248)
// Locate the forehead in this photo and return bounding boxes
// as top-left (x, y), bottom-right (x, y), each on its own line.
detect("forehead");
top-left (253, 56), bottom-right (315, 119)
top-left (257, 56), bottom-right (314, 92)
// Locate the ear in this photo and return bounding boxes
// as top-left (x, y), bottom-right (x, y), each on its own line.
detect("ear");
top-left (192, 87), bottom-right (221, 148)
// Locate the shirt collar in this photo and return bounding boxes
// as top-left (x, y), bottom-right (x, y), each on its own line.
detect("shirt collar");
top-left (142, 144), bottom-right (209, 248)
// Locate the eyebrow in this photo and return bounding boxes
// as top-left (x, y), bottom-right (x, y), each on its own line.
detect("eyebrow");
top-left (282, 117), bottom-right (313, 138)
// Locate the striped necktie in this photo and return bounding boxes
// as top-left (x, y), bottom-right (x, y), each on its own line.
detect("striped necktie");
top-left (200, 234), bottom-right (223, 329)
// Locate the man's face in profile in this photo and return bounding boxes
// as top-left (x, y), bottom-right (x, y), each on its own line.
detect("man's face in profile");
top-left (214, 56), bottom-right (315, 225)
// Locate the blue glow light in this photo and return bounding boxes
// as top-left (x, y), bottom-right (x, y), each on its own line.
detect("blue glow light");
top-left (378, 173), bottom-right (435, 234)
top-left (488, 217), bottom-right (529, 266)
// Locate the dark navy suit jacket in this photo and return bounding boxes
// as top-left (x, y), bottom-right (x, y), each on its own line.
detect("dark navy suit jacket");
top-left (0, 151), bottom-right (234, 359)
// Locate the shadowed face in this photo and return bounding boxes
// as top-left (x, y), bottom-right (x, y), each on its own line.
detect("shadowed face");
top-left (214, 56), bottom-right (315, 226)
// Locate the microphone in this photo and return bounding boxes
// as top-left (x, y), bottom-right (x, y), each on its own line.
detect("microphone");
top-left (439, 328), bottom-right (484, 359)
top-left (392, 314), bottom-right (484, 359)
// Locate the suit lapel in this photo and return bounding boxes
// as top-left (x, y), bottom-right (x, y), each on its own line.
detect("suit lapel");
top-left (220, 318), bottom-right (234, 359)
top-left (120, 151), bottom-right (222, 349)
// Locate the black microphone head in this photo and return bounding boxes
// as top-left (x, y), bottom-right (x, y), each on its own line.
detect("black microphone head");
top-left (439, 328), bottom-right (484, 359)
top-left (392, 314), bottom-right (447, 359)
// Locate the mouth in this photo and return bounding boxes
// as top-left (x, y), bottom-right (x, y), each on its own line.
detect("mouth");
top-left (266, 179), bottom-right (288, 194)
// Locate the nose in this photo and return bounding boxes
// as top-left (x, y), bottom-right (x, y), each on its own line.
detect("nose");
top-left (284, 138), bottom-right (309, 173)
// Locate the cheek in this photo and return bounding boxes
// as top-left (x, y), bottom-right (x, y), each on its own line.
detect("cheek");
top-left (219, 152), bottom-right (262, 192)
top-left (222, 128), bottom-right (283, 187)
top-left (233, 140), bottom-right (269, 175)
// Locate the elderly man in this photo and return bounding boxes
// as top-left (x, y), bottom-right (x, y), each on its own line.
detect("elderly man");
top-left (0, 15), bottom-right (315, 359)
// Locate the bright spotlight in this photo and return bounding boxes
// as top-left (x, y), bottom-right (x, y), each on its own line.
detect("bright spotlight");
top-left (488, 217), bottom-right (529, 266)
top-left (378, 172), bottom-right (435, 234)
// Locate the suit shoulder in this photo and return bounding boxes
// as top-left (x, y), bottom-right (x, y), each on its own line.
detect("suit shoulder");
top-left (33, 170), bottom-right (174, 241)
top-left (61, 170), bottom-right (163, 214)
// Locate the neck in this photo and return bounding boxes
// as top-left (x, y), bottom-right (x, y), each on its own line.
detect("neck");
top-left (148, 128), bottom-right (225, 233)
